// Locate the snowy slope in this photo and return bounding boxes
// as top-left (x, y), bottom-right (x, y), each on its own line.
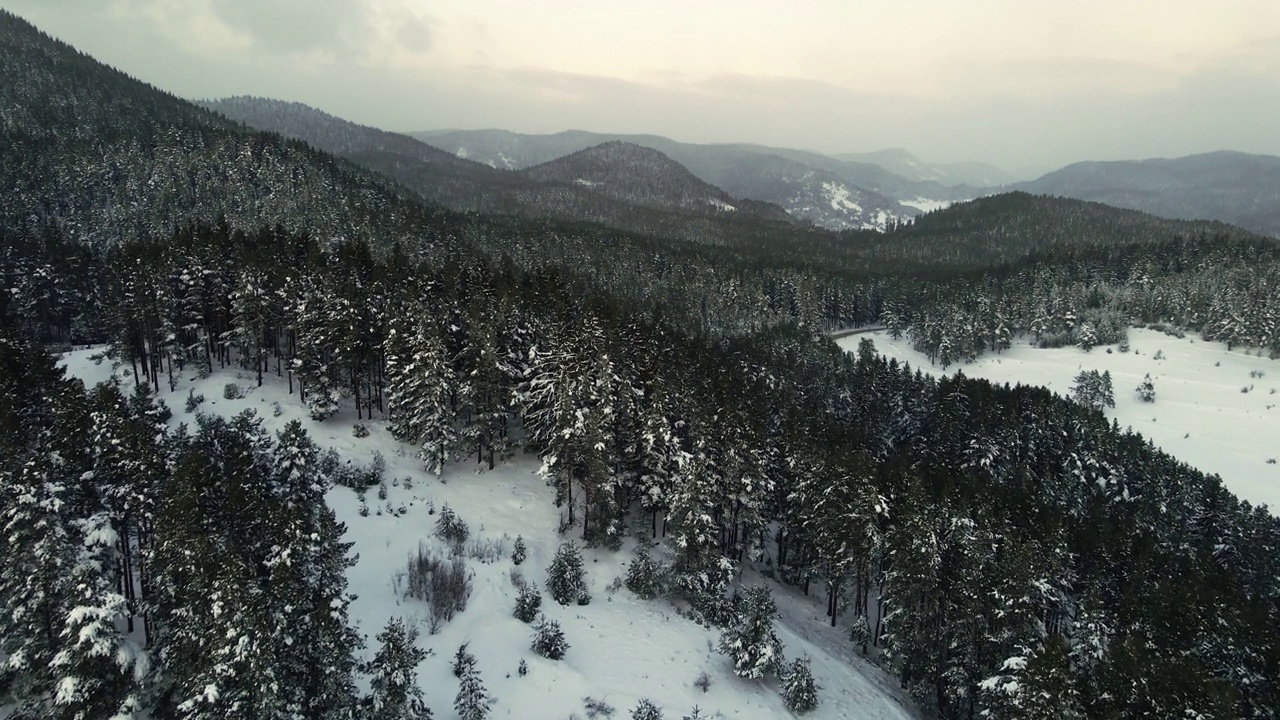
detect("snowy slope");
top-left (59, 349), bottom-right (919, 720)
top-left (836, 329), bottom-right (1280, 511)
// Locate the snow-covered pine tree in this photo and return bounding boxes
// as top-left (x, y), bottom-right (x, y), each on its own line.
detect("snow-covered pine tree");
top-left (454, 654), bottom-right (492, 720)
top-left (365, 618), bottom-right (433, 720)
top-left (1100, 370), bottom-right (1115, 408)
top-left (546, 541), bottom-right (588, 606)
top-left (49, 511), bottom-right (148, 720)
top-left (667, 438), bottom-right (734, 615)
top-left (453, 297), bottom-right (514, 472)
top-left (229, 269), bottom-right (272, 386)
top-left (780, 656), bottom-right (819, 713)
top-left (848, 614), bottom-right (872, 656)
top-left (632, 698), bottom-right (664, 720)
top-left (978, 635), bottom-right (1084, 720)
top-left (0, 452), bottom-right (78, 716)
top-left (1076, 321), bottom-right (1097, 351)
top-left (519, 316), bottom-right (621, 543)
top-left (511, 535), bottom-right (527, 565)
top-left (291, 279), bottom-right (340, 421)
top-left (717, 585), bottom-right (785, 680)
top-left (270, 421), bottom-right (362, 720)
top-left (1070, 369), bottom-right (1117, 410)
top-left (634, 390), bottom-right (684, 539)
top-left (1136, 373), bottom-right (1156, 402)
top-left (513, 582), bottom-right (542, 623)
top-left (625, 545), bottom-right (665, 600)
top-left (452, 643), bottom-right (475, 679)
top-left (434, 503), bottom-right (470, 549)
top-left (385, 316), bottom-right (457, 475)
top-left (531, 616), bottom-right (569, 660)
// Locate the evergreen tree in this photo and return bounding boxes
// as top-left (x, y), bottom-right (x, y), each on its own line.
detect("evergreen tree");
top-left (546, 541), bottom-right (588, 606)
top-left (631, 698), bottom-right (663, 720)
top-left (386, 316), bottom-right (457, 476)
top-left (513, 582), bottom-right (542, 623)
top-left (511, 535), bottom-right (527, 565)
top-left (0, 452), bottom-right (77, 717)
top-left (978, 636), bottom-right (1083, 720)
top-left (848, 614), bottom-right (872, 656)
top-left (1136, 373), bottom-right (1156, 402)
top-left (49, 512), bottom-right (148, 720)
top-left (270, 422), bottom-right (362, 720)
top-left (1070, 370), bottom-right (1115, 410)
top-left (531, 616), bottom-right (569, 660)
top-left (364, 619), bottom-right (433, 720)
top-left (453, 655), bottom-right (492, 720)
top-left (780, 656), bottom-right (819, 714)
top-left (625, 545), bottom-right (665, 600)
top-left (452, 643), bottom-right (475, 679)
top-left (434, 504), bottom-right (470, 549)
top-left (1076, 321), bottom-right (1097, 351)
top-left (632, 696), bottom-right (665, 717)
top-left (718, 586), bottom-right (785, 680)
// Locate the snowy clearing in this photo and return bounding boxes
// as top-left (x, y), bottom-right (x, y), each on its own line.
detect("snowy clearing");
top-left (837, 329), bottom-right (1280, 512)
top-left (898, 198), bottom-right (953, 213)
top-left (59, 348), bottom-right (919, 720)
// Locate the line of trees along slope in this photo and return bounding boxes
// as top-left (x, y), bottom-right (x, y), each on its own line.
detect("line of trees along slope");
top-left (2, 8), bottom-right (1280, 719)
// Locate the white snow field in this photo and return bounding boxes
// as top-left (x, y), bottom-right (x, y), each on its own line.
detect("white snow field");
top-left (837, 329), bottom-right (1280, 512)
top-left (59, 349), bottom-right (919, 720)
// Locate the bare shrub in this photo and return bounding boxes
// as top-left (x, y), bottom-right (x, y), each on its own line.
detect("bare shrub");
top-left (584, 697), bottom-right (616, 718)
top-left (465, 536), bottom-right (508, 564)
top-left (405, 543), bottom-right (473, 631)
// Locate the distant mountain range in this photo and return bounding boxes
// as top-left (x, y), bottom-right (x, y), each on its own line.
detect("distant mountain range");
top-left (412, 129), bottom-right (983, 231)
top-left (832, 148), bottom-right (1016, 187)
top-left (201, 99), bottom-right (1280, 240)
top-left (1015, 151), bottom-right (1280, 238)
top-left (200, 98), bottom-right (798, 243)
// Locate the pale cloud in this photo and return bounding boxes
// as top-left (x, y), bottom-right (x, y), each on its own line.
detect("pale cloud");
top-left (3, 0), bottom-right (1279, 170)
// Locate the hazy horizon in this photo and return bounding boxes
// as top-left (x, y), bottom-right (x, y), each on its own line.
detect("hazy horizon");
top-left (4, 0), bottom-right (1279, 172)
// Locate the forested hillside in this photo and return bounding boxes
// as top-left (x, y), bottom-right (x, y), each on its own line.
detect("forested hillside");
top-left (0, 17), bottom-right (453, 255)
top-left (1016, 150), bottom-right (1280, 238)
top-left (201, 96), bottom-right (798, 246)
top-left (3, 8), bottom-right (1280, 720)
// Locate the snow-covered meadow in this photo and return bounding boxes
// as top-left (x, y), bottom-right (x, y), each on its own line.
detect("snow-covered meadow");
top-left (837, 329), bottom-right (1280, 511)
top-left (60, 349), bottom-right (918, 720)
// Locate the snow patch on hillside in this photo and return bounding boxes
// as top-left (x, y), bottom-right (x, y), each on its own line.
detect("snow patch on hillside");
top-left (821, 181), bottom-right (863, 213)
top-left (837, 329), bottom-right (1280, 512)
top-left (899, 197), bottom-right (953, 213)
top-left (708, 198), bottom-right (737, 212)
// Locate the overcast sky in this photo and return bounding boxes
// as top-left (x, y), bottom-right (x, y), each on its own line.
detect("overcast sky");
top-left (5, 0), bottom-right (1280, 172)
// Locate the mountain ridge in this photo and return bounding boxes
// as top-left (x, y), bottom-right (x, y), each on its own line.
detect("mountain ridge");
top-left (1014, 150), bottom-right (1280, 238)
top-left (412, 128), bottom-right (959, 230)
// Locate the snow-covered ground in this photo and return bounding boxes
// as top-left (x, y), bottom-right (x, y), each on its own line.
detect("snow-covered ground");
top-left (837, 329), bottom-right (1280, 512)
top-left (59, 349), bottom-right (919, 720)
top-left (898, 198), bottom-right (953, 213)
